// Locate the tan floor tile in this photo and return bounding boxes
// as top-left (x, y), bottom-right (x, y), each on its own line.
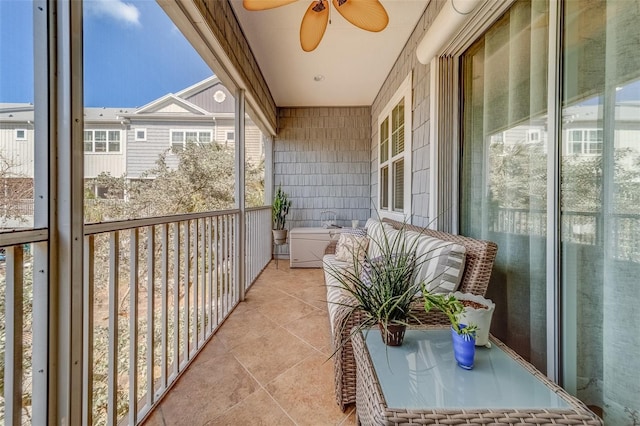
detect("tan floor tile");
top-left (265, 353), bottom-right (349, 426)
top-left (143, 261), bottom-right (349, 425)
top-left (257, 294), bottom-right (321, 326)
top-left (293, 288), bottom-right (330, 311)
top-left (205, 388), bottom-right (295, 426)
top-left (231, 326), bottom-right (315, 385)
top-left (215, 306), bottom-right (279, 349)
top-left (196, 334), bottom-right (228, 360)
top-left (283, 309), bottom-right (332, 351)
top-left (152, 353), bottom-right (260, 425)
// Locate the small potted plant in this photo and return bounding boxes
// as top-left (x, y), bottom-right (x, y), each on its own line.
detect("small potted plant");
top-left (422, 291), bottom-right (478, 369)
top-left (272, 184), bottom-right (292, 244)
top-left (453, 291), bottom-right (495, 348)
top-left (325, 222), bottom-right (424, 347)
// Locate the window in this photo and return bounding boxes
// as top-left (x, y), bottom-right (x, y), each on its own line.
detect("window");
top-left (528, 129), bottom-right (541, 143)
top-left (567, 129), bottom-right (603, 155)
top-left (226, 130), bottom-right (235, 144)
top-left (378, 74), bottom-right (411, 217)
top-left (15, 129), bottom-right (27, 140)
top-left (170, 129), bottom-right (213, 150)
top-left (135, 128), bottom-right (147, 141)
top-left (84, 129), bottom-right (121, 153)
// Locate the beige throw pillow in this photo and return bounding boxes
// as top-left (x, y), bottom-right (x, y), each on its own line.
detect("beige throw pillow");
top-left (334, 233), bottom-right (369, 263)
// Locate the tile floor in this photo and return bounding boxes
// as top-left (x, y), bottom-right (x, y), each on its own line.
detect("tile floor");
top-left (143, 261), bottom-right (356, 426)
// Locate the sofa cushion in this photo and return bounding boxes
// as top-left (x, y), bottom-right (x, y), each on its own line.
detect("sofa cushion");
top-left (334, 232), bottom-right (369, 263)
top-left (361, 219), bottom-right (466, 294)
top-left (407, 230), bottom-right (467, 294)
top-left (323, 254), bottom-right (353, 334)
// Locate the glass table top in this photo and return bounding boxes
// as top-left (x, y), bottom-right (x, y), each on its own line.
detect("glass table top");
top-left (364, 329), bottom-right (571, 410)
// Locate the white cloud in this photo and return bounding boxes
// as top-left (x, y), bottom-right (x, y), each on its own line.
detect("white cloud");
top-left (85, 0), bottom-right (141, 26)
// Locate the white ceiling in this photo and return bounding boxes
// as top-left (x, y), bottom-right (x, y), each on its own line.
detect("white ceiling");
top-left (229, 0), bottom-right (429, 107)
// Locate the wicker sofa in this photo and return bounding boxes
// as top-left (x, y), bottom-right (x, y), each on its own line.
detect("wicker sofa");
top-left (323, 218), bottom-right (499, 411)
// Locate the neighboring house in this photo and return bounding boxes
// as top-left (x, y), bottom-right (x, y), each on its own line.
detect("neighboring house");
top-left (0, 76), bottom-right (264, 226)
top-left (122, 75), bottom-right (264, 179)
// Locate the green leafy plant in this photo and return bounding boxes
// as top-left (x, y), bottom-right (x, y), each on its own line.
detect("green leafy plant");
top-left (272, 185), bottom-right (292, 230)
top-left (422, 291), bottom-right (478, 336)
top-left (325, 221), bottom-right (428, 347)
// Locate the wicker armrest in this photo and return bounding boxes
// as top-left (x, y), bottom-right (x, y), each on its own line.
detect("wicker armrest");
top-left (325, 239), bottom-right (338, 255)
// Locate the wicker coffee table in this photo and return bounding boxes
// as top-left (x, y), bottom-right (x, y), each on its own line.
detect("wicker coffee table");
top-left (352, 327), bottom-right (602, 425)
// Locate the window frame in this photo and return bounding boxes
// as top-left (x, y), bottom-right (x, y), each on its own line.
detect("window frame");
top-left (135, 128), bottom-right (147, 141)
top-left (83, 129), bottom-right (122, 153)
top-left (566, 128), bottom-right (603, 156)
top-left (15, 129), bottom-right (27, 140)
top-left (169, 129), bottom-right (214, 150)
top-left (377, 73), bottom-right (412, 220)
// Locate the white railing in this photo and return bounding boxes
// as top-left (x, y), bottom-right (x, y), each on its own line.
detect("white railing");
top-left (0, 229), bottom-right (48, 425)
top-left (245, 206), bottom-right (272, 291)
top-left (83, 210), bottom-right (242, 425)
top-left (1, 206), bottom-right (273, 425)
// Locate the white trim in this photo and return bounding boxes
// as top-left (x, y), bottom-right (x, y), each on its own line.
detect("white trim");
top-left (169, 128), bottom-right (214, 150)
top-left (416, 0), bottom-right (484, 64)
top-left (377, 73), bottom-right (412, 222)
top-left (135, 128), bottom-right (147, 141)
top-left (429, 57), bottom-right (439, 230)
top-left (15, 129), bottom-right (28, 140)
top-left (546, 0), bottom-right (561, 384)
top-left (83, 129), bottom-right (122, 153)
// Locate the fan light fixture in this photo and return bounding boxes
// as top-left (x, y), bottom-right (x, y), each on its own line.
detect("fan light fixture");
top-left (243, 0), bottom-right (389, 52)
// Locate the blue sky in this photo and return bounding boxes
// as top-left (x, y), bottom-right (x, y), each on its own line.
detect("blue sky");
top-left (0, 0), bottom-right (213, 107)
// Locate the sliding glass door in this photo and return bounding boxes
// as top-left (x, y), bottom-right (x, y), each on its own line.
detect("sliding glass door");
top-left (460, 0), bottom-right (550, 370)
top-left (561, 1), bottom-right (640, 423)
top-left (461, 0), bottom-right (640, 423)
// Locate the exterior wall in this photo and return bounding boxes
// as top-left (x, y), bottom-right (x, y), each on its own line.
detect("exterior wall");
top-left (245, 121), bottom-right (263, 166)
top-left (274, 107), bottom-right (371, 231)
top-left (84, 154), bottom-right (126, 179)
top-left (370, 0), bottom-right (446, 228)
top-left (126, 120), bottom-right (216, 178)
top-left (83, 124), bottom-right (127, 178)
top-left (193, 0), bottom-right (277, 132)
top-left (183, 82), bottom-right (236, 114)
top-left (0, 125), bottom-right (35, 176)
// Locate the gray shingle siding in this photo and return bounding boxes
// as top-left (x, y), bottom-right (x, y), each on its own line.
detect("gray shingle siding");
top-left (369, 0), bottom-right (444, 227)
top-left (274, 107), bottom-right (371, 230)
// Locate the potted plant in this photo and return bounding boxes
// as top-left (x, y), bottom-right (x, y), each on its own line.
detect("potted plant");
top-left (272, 184), bottom-right (292, 244)
top-left (453, 291), bottom-right (495, 348)
top-left (325, 223), bottom-right (424, 347)
top-left (422, 292), bottom-right (478, 369)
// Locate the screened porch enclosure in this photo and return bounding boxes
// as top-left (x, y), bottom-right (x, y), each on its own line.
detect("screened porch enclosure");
top-left (1, 0), bottom-right (639, 424)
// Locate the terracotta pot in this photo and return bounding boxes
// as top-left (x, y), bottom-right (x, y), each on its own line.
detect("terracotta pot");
top-left (378, 322), bottom-right (406, 346)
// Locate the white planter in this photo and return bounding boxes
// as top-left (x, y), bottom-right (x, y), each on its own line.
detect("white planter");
top-left (273, 229), bottom-right (288, 245)
top-left (454, 291), bottom-right (495, 347)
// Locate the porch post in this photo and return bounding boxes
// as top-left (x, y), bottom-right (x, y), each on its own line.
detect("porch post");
top-left (52, 0), bottom-right (85, 423)
top-left (236, 89), bottom-right (246, 300)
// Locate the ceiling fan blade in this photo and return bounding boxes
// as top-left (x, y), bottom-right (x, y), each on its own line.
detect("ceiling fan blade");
top-left (243, 0), bottom-right (298, 11)
top-left (300, 0), bottom-right (329, 52)
top-left (331, 0), bottom-right (389, 32)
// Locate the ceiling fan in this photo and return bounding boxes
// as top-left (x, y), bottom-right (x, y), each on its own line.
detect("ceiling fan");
top-left (243, 0), bottom-right (389, 52)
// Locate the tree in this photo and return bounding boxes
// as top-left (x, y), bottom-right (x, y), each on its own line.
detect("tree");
top-left (0, 150), bottom-right (34, 228)
top-left (85, 142), bottom-right (265, 222)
